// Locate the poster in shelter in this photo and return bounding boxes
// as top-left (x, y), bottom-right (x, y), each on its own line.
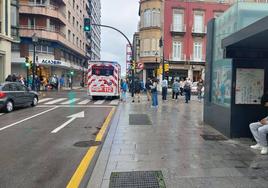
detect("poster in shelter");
top-left (235, 68), bottom-right (264, 104)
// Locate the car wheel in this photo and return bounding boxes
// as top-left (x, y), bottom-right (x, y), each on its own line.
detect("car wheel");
top-left (31, 96), bottom-right (38, 107)
top-left (5, 101), bottom-right (14, 113)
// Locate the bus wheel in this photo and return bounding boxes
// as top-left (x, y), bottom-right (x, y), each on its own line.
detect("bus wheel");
top-left (92, 96), bottom-right (97, 100)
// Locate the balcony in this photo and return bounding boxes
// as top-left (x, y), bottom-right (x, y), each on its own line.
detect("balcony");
top-left (20, 25), bottom-right (85, 56)
top-left (170, 24), bottom-right (186, 35)
top-left (190, 55), bottom-right (206, 65)
top-left (191, 26), bottom-right (207, 37)
top-left (168, 54), bottom-right (186, 63)
top-left (19, 3), bottom-right (66, 24)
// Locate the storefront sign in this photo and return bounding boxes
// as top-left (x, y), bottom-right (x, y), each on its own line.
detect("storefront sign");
top-left (41, 59), bottom-right (62, 65)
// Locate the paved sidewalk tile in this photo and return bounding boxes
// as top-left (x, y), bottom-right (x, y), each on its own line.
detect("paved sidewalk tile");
top-left (88, 94), bottom-right (268, 188)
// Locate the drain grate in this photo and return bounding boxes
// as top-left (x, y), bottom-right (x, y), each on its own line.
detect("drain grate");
top-left (109, 171), bottom-right (166, 188)
top-left (73, 140), bottom-right (101, 147)
top-left (129, 114), bottom-right (152, 125)
top-left (200, 134), bottom-right (227, 141)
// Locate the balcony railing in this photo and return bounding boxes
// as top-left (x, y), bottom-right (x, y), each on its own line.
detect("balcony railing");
top-left (20, 25), bottom-right (66, 38)
top-left (169, 54), bottom-right (186, 62)
top-left (190, 55), bottom-right (206, 63)
top-left (20, 2), bottom-right (66, 18)
top-left (170, 24), bottom-right (186, 33)
top-left (140, 51), bottom-right (160, 57)
top-left (192, 26), bottom-right (207, 36)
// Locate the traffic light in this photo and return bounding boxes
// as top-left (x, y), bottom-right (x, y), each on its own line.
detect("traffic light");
top-left (70, 70), bottom-right (74, 76)
top-left (84, 18), bottom-right (91, 31)
top-left (25, 56), bottom-right (30, 67)
top-left (164, 63), bottom-right (169, 72)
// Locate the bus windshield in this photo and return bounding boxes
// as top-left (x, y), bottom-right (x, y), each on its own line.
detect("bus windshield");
top-left (92, 66), bottom-right (114, 76)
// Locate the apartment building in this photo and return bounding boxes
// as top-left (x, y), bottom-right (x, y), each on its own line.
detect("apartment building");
top-left (11, 0), bottom-right (92, 86)
top-left (138, 0), bottom-right (162, 82)
top-left (0, 0), bottom-right (19, 82)
top-left (164, 0), bottom-right (230, 82)
top-left (86, 0), bottom-right (101, 60)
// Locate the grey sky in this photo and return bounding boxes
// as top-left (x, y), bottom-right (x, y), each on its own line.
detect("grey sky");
top-left (101, 0), bottom-right (140, 76)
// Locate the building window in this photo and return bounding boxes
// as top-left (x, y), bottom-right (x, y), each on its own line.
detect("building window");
top-left (152, 9), bottom-right (160, 27)
top-left (144, 9), bottom-right (151, 27)
top-left (28, 17), bottom-right (35, 28)
top-left (173, 10), bottom-right (183, 31)
top-left (68, 30), bottom-right (71, 41)
top-left (193, 42), bottom-right (202, 60)
top-left (173, 41), bottom-right (182, 60)
top-left (68, 11), bottom-right (71, 22)
top-left (193, 14), bottom-right (204, 33)
top-left (73, 16), bottom-right (75, 26)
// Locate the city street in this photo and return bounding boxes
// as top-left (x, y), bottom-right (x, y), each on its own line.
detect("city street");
top-left (0, 90), bottom-right (117, 187)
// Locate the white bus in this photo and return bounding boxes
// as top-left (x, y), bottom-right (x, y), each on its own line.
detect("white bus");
top-left (87, 61), bottom-right (121, 99)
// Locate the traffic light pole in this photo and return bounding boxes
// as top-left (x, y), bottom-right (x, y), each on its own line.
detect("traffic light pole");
top-left (91, 23), bottom-right (135, 97)
top-left (32, 43), bottom-right (36, 91)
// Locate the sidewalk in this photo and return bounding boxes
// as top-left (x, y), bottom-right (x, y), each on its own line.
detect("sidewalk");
top-left (88, 94), bottom-right (268, 188)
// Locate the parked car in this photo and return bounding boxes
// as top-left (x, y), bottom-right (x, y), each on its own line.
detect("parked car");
top-left (0, 82), bottom-right (39, 112)
top-left (191, 82), bottom-right (198, 95)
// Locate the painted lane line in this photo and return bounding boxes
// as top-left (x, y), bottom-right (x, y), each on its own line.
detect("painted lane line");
top-left (0, 113), bottom-right (4, 116)
top-left (37, 105), bottom-right (113, 108)
top-left (94, 100), bottom-right (105, 105)
top-left (110, 100), bottom-right (119, 105)
top-left (77, 99), bottom-right (91, 105)
top-left (51, 111), bottom-right (85, 133)
top-left (0, 106), bottom-right (59, 132)
top-left (60, 98), bottom-right (80, 105)
top-left (44, 98), bottom-right (67, 105)
top-left (67, 107), bottom-right (115, 188)
top-left (38, 98), bottom-right (54, 103)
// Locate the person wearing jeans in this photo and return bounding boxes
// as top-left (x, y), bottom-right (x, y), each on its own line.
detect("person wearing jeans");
top-left (150, 79), bottom-right (158, 107)
top-left (249, 116), bottom-right (268, 155)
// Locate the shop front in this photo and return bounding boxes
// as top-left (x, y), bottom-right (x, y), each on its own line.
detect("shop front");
top-left (11, 55), bottom-right (84, 87)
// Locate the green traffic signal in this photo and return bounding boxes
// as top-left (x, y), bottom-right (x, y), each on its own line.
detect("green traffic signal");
top-left (70, 71), bottom-right (74, 75)
top-left (84, 18), bottom-right (91, 31)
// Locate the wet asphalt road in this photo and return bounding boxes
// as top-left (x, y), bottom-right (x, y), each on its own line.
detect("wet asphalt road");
top-left (0, 91), bottom-right (113, 187)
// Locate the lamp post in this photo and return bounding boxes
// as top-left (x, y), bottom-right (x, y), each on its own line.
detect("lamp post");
top-left (32, 33), bottom-right (38, 91)
top-left (155, 52), bottom-right (158, 77)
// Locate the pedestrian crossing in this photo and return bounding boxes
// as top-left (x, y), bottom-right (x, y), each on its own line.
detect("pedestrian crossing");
top-left (38, 97), bottom-right (119, 106)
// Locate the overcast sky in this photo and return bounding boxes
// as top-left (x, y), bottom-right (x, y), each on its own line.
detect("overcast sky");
top-left (101, 0), bottom-right (140, 76)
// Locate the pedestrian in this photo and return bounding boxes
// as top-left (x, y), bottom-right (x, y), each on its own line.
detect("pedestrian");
top-left (121, 79), bottom-right (128, 102)
top-left (172, 79), bottom-right (180, 101)
top-left (179, 79), bottom-right (184, 96)
top-left (184, 78), bottom-right (191, 103)
top-left (18, 75), bottom-right (25, 85)
top-left (60, 76), bottom-right (65, 90)
top-left (161, 78), bottom-right (168, 101)
top-left (145, 78), bottom-right (152, 101)
top-left (197, 78), bottom-right (204, 102)
top-left (150, 78), bottom-right (158, 107)
top-left (5, 75), bottom-right (12, 82)
top-left (249, 116), bottom-right (268, 155)
top-left (133, 78), bottom-right (141, 103)
top-left (12, 74), bottom-right (18, 82)
top-left (35, 76), bottom-right (41, 91)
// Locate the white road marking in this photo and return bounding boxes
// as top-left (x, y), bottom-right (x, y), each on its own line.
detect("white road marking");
top-left (0, 107), bottom-right (59, 132)
top-left (94, 100), bottom-right (105, 105)
top-left (0, 113), bottom-right (4, 116)
top-left (77, 99), bottom-right (91, 105)
top-left (45, 98), bottom-right (67, 104)
top-left (110, 100), bottom-right (119, 105)
top-left (51, 111), bottom-right (85, 133)
top-left (38, 98), bottom-right (54, 103)
top-left (37, 105), bottom-right (113, 108)
top-left (60, 98), bottom-right (80, 105)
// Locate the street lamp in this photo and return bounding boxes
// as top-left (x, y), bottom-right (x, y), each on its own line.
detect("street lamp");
top-left (32, 33), bottom-right (38, 91)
